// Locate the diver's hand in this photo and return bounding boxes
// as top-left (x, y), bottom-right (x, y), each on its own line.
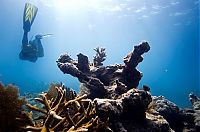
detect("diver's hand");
top-left (27, 44), bottom-right (31, 47)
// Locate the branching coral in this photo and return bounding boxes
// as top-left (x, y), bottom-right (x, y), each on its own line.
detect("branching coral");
top-left (46, 83), bottom-right (77, 101)
top-left (93, 47), bottom-right (106, 67)
top-left (24, 84), bottom-right (111, 132)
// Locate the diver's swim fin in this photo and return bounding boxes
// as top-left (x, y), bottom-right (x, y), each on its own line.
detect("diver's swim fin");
top-left (23, 3), bottom-right (38, 32)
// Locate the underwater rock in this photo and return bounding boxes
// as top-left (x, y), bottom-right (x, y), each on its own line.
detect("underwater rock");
top-left (152, 96), bottom-right (183, 131)
top-left (57, 41), bottom-right (150, 99)
top-left (79, 78), bottom-right (108, 99)
top-left (77, 53), bottom-right (90, 73)
top-left (122, 41), bottom-right (150, 88)
top-left (94, 89), bottom-right (173, 131)
top-left (189, 93), bottom-right (200, 131)
top-left (152, 96), bottom-right (197, 132)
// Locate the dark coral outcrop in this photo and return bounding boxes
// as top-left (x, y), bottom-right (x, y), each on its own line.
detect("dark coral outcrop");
top-left (94, 89), bottom-right (173, 131)
top-left (189, 93), bottom-right (200, 131)
top-left (152, 96), bottom-right (196, 132)
top-left (56, 41), bottom-right (150, 99)
top-left (122, 41), bottom-right (150, 88)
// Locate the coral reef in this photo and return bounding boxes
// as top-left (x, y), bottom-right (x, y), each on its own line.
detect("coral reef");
top-left (56, 41), bottom-right (174, 131)
top-left (0, 40), bottom-right (199, 132)
top-left (55, 41), bottom-right (199, 131)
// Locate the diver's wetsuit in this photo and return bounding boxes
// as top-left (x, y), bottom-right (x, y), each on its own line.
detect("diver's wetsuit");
top-left (19, 31), bottom-right (44, 62)
top-left (19, 3), bottom-right (44, 62)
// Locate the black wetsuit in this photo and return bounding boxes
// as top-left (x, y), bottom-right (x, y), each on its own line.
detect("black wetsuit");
top-left (19, 31), bottom-right (44, 62)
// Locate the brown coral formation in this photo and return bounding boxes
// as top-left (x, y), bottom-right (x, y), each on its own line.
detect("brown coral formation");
top-left (23, 84), bottom-right (110, 132)
top-left (0, 83), bottom-right (26, 132)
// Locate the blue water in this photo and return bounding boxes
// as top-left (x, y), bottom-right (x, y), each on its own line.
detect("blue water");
top-left (0, 0), bottom-right (199, 108)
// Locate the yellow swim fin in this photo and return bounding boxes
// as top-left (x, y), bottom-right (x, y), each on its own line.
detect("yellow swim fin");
top-left (23, 3), bottom-right (38, 32)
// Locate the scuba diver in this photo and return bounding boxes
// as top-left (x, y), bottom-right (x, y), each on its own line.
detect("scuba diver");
top-left (19, 3), bottom-right (52, 62)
